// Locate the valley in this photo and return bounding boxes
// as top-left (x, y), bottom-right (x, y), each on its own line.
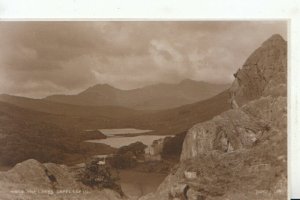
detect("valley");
top-left (0, 83), bottom-right (231, 168)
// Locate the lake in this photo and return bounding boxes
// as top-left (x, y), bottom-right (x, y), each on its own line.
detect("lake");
top-left (98, 128), bottom-right (153, 137)
top-left (119, 169), bottom-right (167, 199)
top-left (83, 128), bottom-right (172, 198)
top-left (85, 128), bottom-right (171, 148)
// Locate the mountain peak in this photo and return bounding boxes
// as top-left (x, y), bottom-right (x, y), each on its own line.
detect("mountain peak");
top-left (269, 33), bottom-right (285, 41)
top-left (79, 83), bottom-right (119, 95)
top-left (230, 33), bottom-right (287, 105)
top-left (262, 34), bottom-right (286, 47)
top-left (179, 79), bottom-right (200, 85)
top-left (88, 83), bottom-right (116, 90)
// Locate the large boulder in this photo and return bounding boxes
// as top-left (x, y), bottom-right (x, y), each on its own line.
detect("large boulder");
top-left (0, 159), bottom-right (123, 200)
top-left (180, 95), bottom-right (286, 161)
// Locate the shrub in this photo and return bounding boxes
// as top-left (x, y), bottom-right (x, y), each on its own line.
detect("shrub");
top-left (107, 142), bottom-right (147, 169)
top-left (79, 159), bottom-right (123, 196)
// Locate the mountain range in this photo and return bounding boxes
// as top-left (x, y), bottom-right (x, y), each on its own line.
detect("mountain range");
top-left (44, 79), bottom-right (229, 110)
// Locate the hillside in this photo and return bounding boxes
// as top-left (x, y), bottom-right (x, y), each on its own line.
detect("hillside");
top-left (138, 90), bottom-right (230, 135)
top-left (45, 80), bottom-right (229, 110)
top-left (0, 101), bottom-right (116, 166)
top-left (0, 89), bottom-right (230, 167)
top-left (0, 89), bottom-right (230, 136)
top-left (140, 34), bottom-right (287, 200)
top-left (0, 94), bottom-right (146, 119)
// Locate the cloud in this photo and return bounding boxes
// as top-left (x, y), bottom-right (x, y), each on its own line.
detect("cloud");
top-left (0, 21), bottom-right (287, 98)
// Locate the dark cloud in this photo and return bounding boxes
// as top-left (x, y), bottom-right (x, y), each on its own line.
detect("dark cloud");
top-left (0, 21), bottom-right (287, 98)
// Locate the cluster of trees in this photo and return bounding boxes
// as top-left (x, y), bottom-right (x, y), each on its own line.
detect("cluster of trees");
top-left (79, 159), bottom-right (124, 196)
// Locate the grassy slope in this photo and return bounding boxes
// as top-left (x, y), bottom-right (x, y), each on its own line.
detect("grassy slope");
top-left (135, 90), bottom-right (231, 134)
top-left (0, 94), bottom-right (147, 119)
top-left (0, 101), bottom-right (116, 166)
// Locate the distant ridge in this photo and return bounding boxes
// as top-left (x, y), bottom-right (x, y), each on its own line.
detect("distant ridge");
top-left (44, 80), bottom-right (230, 110)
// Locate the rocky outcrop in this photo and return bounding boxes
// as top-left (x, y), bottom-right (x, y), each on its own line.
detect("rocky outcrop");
top-left (180, 95), bottom-right (286, 161)
top-left (181, 34), bottom-right (287, 161)
top-left (0, 159), bottom-right (123, 200)
top-left (229, 34), bottom-right (287, 106)
top-left (139, 34), bottom-right (287, 200)
top-left (144, 138), bottom-right (165, 161)
top-left (145, 132), bottom-right (187, 162)
top-left (180, 109), bottom-right (263, 159)
top-left (161, 132), bottom-right (187, 160)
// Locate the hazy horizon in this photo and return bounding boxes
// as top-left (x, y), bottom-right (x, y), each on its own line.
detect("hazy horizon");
top-left (0, 21), bottom-right (287, 98)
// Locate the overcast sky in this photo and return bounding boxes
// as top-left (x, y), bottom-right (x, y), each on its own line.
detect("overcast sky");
top-left (0, 21), bottom-right (287, 98)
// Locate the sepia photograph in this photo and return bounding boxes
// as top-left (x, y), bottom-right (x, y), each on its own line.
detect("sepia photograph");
top-left (0, 21), bottom-right (288, 200)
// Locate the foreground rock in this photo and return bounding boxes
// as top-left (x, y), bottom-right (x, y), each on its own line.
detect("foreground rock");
top-left (139, 34), bottom-right (287, 200)
top-left (0, 159), bottom-right (123, 200)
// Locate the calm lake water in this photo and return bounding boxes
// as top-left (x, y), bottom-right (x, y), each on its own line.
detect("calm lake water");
top-left (85, 128), bottom-right (170, 148)
top-left (99, 128), bottom-right (153, 136)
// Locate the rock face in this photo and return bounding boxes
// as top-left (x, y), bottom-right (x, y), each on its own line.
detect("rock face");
top-left (181, 34), bottom-right (287, 161)
top-left (161, 132), bottom-right (187, 160)
top-left (180, 108), bottom-right (266, 160)
top-left (0, 159), bottom-right (123, 200)
top-left (139, 34), bottom-right (287, 200)
top-left (229, 34), bottom-right (287, 106)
